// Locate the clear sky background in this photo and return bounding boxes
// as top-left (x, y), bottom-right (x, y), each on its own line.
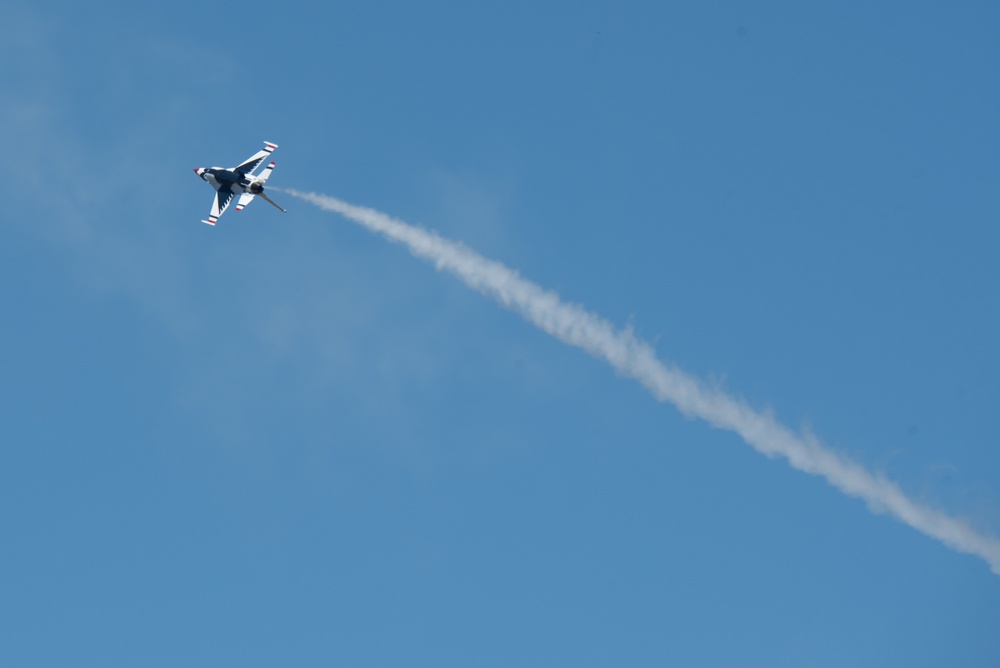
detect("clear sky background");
top-left (2, 1), bottom-right (999, 665)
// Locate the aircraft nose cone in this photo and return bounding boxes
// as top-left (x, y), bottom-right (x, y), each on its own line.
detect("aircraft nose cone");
top-left (193, 168), bottom-right (200, 173)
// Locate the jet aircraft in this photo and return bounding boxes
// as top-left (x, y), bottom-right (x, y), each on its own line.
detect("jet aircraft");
top-left (193, 141), bottom-right (287, 225)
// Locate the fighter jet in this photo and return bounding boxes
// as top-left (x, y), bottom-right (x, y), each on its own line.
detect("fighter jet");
top-left (193, 141), bottom-right (287, 226)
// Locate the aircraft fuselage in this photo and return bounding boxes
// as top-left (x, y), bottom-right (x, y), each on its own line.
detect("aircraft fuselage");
top-left (199, 168), bottom-right (253, 194)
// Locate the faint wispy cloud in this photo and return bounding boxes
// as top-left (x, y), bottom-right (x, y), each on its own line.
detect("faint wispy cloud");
top-left (286, 188), bottom-right (1000, 576)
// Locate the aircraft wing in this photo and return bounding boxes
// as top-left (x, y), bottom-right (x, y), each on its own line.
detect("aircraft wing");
top-left (204, 187), bottom-right (236, 226)
top-left (233, 141), bottom-right (278, 176)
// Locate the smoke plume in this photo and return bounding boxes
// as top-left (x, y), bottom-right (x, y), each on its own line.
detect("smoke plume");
top-left (285, 188), bottom-right (1000, 575)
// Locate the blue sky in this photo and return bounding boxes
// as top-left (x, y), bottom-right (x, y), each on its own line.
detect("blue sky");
top-left (2, 1), bottom-right (999, 665)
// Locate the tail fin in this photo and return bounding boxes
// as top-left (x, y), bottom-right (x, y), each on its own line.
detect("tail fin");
top-left (258, 191), bottom-right (287, 213)
top-left (253, 162), bottom-right (284, 211)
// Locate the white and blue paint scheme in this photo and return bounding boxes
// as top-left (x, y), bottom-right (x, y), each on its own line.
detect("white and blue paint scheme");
top-left (194, 141), bottom-right (286, 225)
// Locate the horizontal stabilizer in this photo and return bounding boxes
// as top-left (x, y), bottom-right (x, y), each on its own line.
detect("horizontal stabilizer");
top-left (235, 192), bottom-right (255, 211)
top-left (258, 161), bottom-right (277, 184)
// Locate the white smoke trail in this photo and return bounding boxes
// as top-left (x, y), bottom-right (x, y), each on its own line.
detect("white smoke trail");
top-left (285, 188), bottom-right (1000, 575)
